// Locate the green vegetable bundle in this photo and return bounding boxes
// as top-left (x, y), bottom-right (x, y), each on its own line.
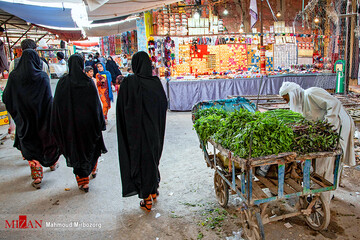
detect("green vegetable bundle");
top-left (193, 108), bottom-right (339, 158)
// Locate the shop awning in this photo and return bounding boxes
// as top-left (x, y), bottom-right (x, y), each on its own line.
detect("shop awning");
top-left (86, 0), bottom-right (181, 21)
top-left (38, 25), bottom-right (84, 41)
top-left (0, 0), bottom-right (78, 28)
top-left (0, 8), bottom-right (84, 50)
top-left (82, 16), bottom-right (138, 37)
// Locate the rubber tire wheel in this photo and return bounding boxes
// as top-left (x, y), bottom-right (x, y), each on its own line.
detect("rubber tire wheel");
top-left (214, 171), bottom-right (229, 207)
top-left (302, 194), bottom-right (330, 231)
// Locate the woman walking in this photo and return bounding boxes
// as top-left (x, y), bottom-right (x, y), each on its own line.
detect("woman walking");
top-left (52, 54), bottom-right (107, 192)
top-left (2, 49), bottom-right (60, 189)
top-left (105, 56), bottom-right (122, 92)
top-left (96, 62), bottom-right (113, 122)
top-left (117, 51), bottom-right (167, 212)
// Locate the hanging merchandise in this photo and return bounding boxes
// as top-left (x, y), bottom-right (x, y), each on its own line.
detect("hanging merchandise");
top-left (115, 35), bottom-right (122, 55)
top-left (170, 14), bottom-right (176, 36)
top-left (109, 35), bottom-right (116, 56)
top-left (157, 13), bottom-right (163, 35)
top-left (137, 17), bottom-right (148, 52)
top-left (148, 37), bottom-right (157, 75)
top-left (164, 36), bottom-right (173, 79)
top-left (247, 45), bottom-right (274, 73)
top-left (120, 31), bottom-right (138, 56)
top-left (181, 12), bottom-right (188, 35)
top-left (121, 33), bottom-right (129, 55)
top-left (218, 19), bottom-right (224, 33)
top-left (101, 36), bottom-right (110, 56)
top-left (273, 44), bottom-right (297, 70)
top-left (163, 7), bottom-right (170, 35)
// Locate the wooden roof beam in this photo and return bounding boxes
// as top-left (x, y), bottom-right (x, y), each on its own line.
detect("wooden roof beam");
top-left (10, 25), bottom-right (33, 49)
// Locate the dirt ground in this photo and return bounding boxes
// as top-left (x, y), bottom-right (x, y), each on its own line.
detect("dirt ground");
top-left (0, 79), bottom-right (360, 240)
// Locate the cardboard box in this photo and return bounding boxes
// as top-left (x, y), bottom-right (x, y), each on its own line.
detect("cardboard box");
top-left (0, 111), bottom-right (9, 125)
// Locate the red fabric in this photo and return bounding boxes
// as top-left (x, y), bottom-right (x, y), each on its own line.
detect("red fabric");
top-left (72, 41), bottom-right (99, 47)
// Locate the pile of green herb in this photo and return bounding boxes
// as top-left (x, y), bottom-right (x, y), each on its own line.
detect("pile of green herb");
top-left (193, 108), bottom-right (229, 142)
top-left (193, 108), bottom-right (339, 158)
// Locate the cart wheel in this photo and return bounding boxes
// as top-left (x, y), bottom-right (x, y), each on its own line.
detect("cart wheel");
top-left (301, 194), bottom-right (330, 231)
top-left (240, 208), bottom-right (262, 240)
top-left (214, 171), bottom-right (229, 207)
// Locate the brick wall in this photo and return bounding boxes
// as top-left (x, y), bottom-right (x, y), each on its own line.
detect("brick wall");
top-left (216, 0), bottom-right (310, 33)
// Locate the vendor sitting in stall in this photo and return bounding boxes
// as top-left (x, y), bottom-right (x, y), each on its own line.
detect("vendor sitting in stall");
top-left (279, 82), bottom-right (355, 201)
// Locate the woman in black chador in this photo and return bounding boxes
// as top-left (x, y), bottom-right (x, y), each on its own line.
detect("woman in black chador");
top-left (52, 54), bottom-right (107, 192)
top-left (116, 51), bottom-right (167, 212)
top-left (2, 49), bottom-right (60, 189)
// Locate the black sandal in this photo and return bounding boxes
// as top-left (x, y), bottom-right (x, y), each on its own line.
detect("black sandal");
top-left (140, 196), bottom-right (152, 212)
top-left (79, 185), bottom-right (89, 193)
top-left (151, 190), bottom-right (159, 201)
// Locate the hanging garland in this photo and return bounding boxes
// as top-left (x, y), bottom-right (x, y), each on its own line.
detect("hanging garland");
top-left (164, 36), bottom-right (174, 78)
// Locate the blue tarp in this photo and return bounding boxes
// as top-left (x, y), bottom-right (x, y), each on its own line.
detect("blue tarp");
top-left (0, 1), bottom-right (77, 28)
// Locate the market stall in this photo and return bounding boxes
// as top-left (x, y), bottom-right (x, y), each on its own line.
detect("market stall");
top-left (166, 73), bottom-right (336, 111)
top-left (143, 0), bottom-right (342, 111)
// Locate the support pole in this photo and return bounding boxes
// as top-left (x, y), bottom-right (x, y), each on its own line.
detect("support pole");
top-left (4, 24), bottom-right (12, 61)
top-left (10, 25), bottom-right (33, 49)
top-left (344, 0), bottom-right (352, 94)
top-left (302, 0), bottom-right (305, 27)
top-left (348, 0), bottom-right (357, 86)
top-left (36, 33), bottom-right (49, 43)
top-left (260, 0), bottom-right (266, 75)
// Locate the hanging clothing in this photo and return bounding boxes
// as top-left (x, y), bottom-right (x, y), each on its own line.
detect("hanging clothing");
top-left (2, 49), bottom-right (60, 166)
top-left (52, 54), bottom-right (107, 178)
top-left (116, 51), bottom-right (167, 198)
top-left (106, 56), bottom-right (122, 84)
top-left (96, 72), bottom-right (111, 119)
top-left (97, 62), bottom-right (114, 102)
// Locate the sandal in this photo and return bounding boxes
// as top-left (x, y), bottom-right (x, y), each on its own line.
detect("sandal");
top-left (91, 162), bottom-right (98, 179)
top-left (50, 161), bottom-right (59, 171)
top-left (151, 190), bottom-right (159, 201)
top-left (79, 184), bottom-right (89, 193)
top-left (31, 178), bottom-right (42, 189)
top-left (29, 160), bottom-right (43, 189)
top-left (76, 175), bottom-right (89, 193)
top-left (140, 195), bottom-right (152, 212)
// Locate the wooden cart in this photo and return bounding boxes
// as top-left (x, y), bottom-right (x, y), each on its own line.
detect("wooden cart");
top-left (192, 97), bottom-right (342, 240)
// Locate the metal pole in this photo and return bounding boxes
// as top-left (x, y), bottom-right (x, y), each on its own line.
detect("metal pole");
top-left (302, 0), bottom-right (304, 27)
top-left (348, 0), bottom-right (357, 85)
top-left (10, 25), bottom-right (33, 49)
top-left (260, 0), bottom-right (266, 75)
top-left (35, 33), bottom-right (49, 43)
top-left (344, 0), bottom-right (352, 94)
top-left (4, 24), bottom-right (13, 61)
top-left (260, 0), bottom-right (263, 46)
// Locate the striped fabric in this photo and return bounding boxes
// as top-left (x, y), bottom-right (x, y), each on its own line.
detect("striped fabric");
top-left (76, 175), bottom-right (89, 187)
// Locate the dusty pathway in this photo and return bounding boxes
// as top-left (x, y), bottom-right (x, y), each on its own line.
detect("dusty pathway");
top-left (0, 79), bottom-right (359, 239)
